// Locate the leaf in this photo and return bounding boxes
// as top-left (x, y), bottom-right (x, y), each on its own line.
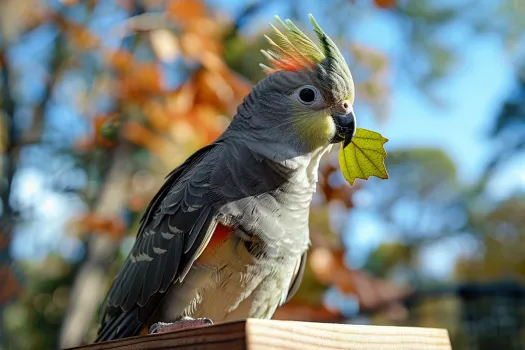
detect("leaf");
top-left (74, 214), bottom-right (126, 241)
top-left (105, 49), bottom-right (135, 74)
top-left (99, 116), bottom-right (121, 142)
top-left (57, 18), bottom-right (100, 51)
top-left (338, 128), bottom-right (389, 185)
top-left (94, 114), bottom-right (120, 148)
top-left (0, 265), bottom-right (21, 304)
top-left (373, 0), bottom-right (397, 9)
top-left (123, 121), bottom-right (173, 156)
top-left (167, 0), bottom-right (206, 26)
top-left (118, 62), bottom-right (164, 100)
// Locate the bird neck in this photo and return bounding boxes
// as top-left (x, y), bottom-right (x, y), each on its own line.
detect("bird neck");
top-left (224, 134), bottom-right (330, 190)
top-left (278, 144), bottom-right (332, 188)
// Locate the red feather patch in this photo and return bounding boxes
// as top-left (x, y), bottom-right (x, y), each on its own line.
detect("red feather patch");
top-left (195, 223), bottom-right (233, 263)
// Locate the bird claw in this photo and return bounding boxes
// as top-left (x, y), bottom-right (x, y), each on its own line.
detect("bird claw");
top-left (149, 317), bottom-right (213, 334)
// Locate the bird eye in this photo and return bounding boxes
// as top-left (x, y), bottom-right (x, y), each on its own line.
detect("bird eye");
top-left (299, 88), bottom-right (316, 103)
top-left (294, 85), bottom-right (321, 106)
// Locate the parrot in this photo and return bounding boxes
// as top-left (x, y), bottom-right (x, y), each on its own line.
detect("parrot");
top-left (95, 14), bottom-right (356, 342)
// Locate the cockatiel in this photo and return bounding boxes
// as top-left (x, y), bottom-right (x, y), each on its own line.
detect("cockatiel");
top-left (95, 14), bottom-right (356, 342)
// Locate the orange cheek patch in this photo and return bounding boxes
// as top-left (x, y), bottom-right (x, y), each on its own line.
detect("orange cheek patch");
top-left (195, 223), bottom-right (233, 263)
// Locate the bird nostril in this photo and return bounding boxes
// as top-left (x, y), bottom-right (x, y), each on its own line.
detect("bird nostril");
top-left (342, 101), bottom-right (350, 112)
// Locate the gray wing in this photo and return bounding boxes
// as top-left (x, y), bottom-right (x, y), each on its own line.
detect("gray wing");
top-left (96, 143), bottom-right (221, 341)
top-left (96, 140), bottom-right (291, 342)
top-left (105, 145), bottom-right (222, 312)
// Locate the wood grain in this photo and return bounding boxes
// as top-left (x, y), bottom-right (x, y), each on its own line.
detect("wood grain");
top-left (65, 319), bottom-right (452, 350)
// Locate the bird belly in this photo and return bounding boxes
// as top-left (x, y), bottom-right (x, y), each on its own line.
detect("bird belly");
top-left (152, 235), bottom-right (299, 324)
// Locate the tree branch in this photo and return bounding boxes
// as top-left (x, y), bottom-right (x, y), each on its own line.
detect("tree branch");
top-left (59, 143), bottom-right (133, 348)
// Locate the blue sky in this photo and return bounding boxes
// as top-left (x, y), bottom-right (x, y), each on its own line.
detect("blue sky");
top-left (359, 18), bottom-right (521, 193)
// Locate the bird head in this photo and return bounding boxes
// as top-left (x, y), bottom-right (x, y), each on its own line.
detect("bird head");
top-left (229, 14), bottom-right (356, 156)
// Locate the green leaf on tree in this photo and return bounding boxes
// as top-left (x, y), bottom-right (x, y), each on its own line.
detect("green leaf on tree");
top-left (100, 118), bottom-right (120, 142)
top-left (338, 128), bottom-right (389, 185)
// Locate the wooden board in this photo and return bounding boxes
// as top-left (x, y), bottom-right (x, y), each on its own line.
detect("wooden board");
top-left (66, 319), bottom-right (452, 350)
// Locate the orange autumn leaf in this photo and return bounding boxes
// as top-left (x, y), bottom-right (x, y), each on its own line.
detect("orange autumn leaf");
top-left (115, 0), bottom-right (136, 11)
top-left (309, 247), bottom-right (411, 311)
top-left (118, 63), bottom-right (164, 101)
top-left (54, 15), bottom-right (100, 50)
top-left (169, 118), bottom-right (197, 144)
top-left (204, 128), bottom-right (223, 143)
top-left (191, 104), bottom-right (228, 142)
top-left (75, 214), bottom-right (126, 240)
top-left (179, 31), bottom-right (222, 63)
top-left (69, 25), bottom-right (100, 50)
top-left (143, 100), bottom-right (172, 131)
top-left (199, 50), bottom-right (225, 72)
top-left (177, 16), bottom-right (224, 64)
top-left (374, 0), bottom-right (396, 9)
top-left (106, 51), bottom-right (166, 101)
top-left (128, 196), bottom-right (147, 212)
top-left (274, 303), bottom-right (342, 322)
top-left (0, 234), bottom-right (10, 249)
top-left (222, 70), bottom-right (252, 101)
top-left (193, 70), bottom-right (225, 109)
top-left (188, 63), bottom-right (250, 114)
top-left (123, 121), bottom-right (173, 156)
top-left (59, 0), bottom-right (81, 6)
top-left (166, 0), bottom-right (206, 26)
top-left (0, 265), bottom-right (22, 305)
top-left (165, 80), bottom-right (197, 116)
top-left (193, 68), bottom-right (248, 112)
top-left (319, 163), bottom-right (358, 208)
top-left (105, 49), bottom-right (135, 75)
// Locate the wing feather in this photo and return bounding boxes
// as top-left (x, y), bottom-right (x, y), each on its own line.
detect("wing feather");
top-left (159, 233), bottom-right (183, 293)
top-left (284, 251), bottom-right (307, 304)
top-left (96, 143), bottom-right (221, 342)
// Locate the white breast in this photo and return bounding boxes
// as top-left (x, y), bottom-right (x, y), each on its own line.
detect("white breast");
top-left (153, 235), bottom-right (300, 323)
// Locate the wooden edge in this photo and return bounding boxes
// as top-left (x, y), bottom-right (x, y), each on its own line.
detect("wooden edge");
top-left (65, 319), bottom-right (451, 350)
top-left (64, 321), bottom-right (248, 350)
top-left (246, 319), bottom-right (452, 350)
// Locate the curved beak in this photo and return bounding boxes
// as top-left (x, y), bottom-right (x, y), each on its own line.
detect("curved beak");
top-left (331, 111), bottom-right (356, 148)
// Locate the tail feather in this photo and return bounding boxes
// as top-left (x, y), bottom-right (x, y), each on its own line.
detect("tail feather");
top-left (95, 307), bottom-right (144, 343)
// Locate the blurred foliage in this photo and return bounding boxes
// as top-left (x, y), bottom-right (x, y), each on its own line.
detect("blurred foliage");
top-left (4, 256), bottom-right (78, 350)
top-left (360, 149), bottom-right (466, 284)
top-left (482, 71), bottom-right (525, 187)
top-left (0, 0), bottom-right (524, 349)
top-left (456, 196), bottom-right (525, 282)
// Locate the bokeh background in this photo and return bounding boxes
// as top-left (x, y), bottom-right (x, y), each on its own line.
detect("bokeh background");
top-left (0, 0), bottom-right (524, 349)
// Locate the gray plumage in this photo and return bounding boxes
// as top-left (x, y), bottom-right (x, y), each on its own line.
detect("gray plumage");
top-left (95, 15), bottom-right (354, 343)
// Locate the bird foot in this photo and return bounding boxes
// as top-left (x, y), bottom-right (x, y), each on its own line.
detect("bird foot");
top-left (149, 316), bottom-right (213, 334)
